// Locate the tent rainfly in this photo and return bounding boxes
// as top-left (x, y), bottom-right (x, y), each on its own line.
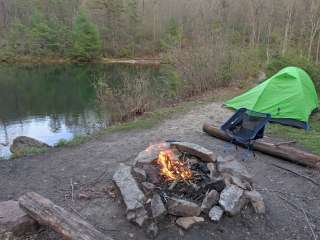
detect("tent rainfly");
top-left (225, 67), bottom-right (319, 129)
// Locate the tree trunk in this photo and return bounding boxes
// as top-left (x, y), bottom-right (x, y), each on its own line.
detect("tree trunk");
top-left (203, 123), bottom-right (320, 169)
top-left (316, 32), bottom-right (320, 64)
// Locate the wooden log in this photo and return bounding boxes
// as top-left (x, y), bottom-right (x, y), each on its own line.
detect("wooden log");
top-left (19, 192), bottom-right (112, 240)
top-left (203, 123), bottom-right (320, 169)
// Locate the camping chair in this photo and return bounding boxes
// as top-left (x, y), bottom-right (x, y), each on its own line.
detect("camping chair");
top-left (221, 108), bottom-right (271, 159)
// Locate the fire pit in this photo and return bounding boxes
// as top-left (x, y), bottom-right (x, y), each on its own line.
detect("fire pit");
top-left (113, 142), bottom-right (265, 236)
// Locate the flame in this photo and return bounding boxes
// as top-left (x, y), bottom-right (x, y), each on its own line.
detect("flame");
top-left (157, 149), bottom-right (192, 182)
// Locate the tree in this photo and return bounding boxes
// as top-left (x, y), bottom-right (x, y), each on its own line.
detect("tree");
top-left (160, 18), bottom-right (183, 50)
top-left (71, 9), bottom-right (101, 60)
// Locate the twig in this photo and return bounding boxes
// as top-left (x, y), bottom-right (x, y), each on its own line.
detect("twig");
top-left (278, 193), bottom-right (320, 221)
top-left (271, 163), bottom-right (319, 186)
top-left (300, 204), bottom-right (318, 240)
top-left (278, 195), bottom-right (317, 240)
top-left (257, 188), bottom-right (320, 201)
top-left (79, 170), bottom-right (108, 188)
top-left (169, 180), bottom-right (178, 190)
top-left (70, 178), bottom-right (74, 202)
top-left (259, 187), bottom-right (320, 220)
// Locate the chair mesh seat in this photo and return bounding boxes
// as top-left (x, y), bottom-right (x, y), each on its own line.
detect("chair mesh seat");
top-left (221, 108), bottom-right (271, 145)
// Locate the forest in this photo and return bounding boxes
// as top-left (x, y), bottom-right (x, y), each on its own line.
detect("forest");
top-left (1, 0), bottom-right (320, 90)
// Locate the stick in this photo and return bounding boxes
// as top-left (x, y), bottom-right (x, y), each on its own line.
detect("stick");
top-left (19, 192), bottom-right (112, 240)
top-left (271, 163), bottom-right (319, 186)
top-left (278, 195), bottom-right (317, 240)
top-left (300, 204), bottom-right (318, 240)
top-left (70, 178), bottom-right (75, 202)
top-left (169, 180), bottom-right (178, 190)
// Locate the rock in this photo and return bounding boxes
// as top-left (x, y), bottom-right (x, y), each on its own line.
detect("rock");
top-left (201, 190), bottom-right (219, 212)
top-left (209, 206), bottom-right (224, 222)
top-left (132, 167), bottom-right (147, 181)
top-left (113, 164), bottom-right (145, 211)
top-left (230, 176), bottom-right (252, 190)
top-left (151, 193), bottom-right (166, 219)
top-left (10, 136), bottom-right (50, 155)
top-left (167, 198), bottom-right (201, 217)
top-left (170, 142), bottom-right (217, 162)
top-left (207, 163), bottom-right (217, 180)
top-left (218, 159), bottom-right (253, 183)
top-left (146, 222), bottom-right (159, 238)
top-left (217, 155), bottom-right (234, 163)
top-left (245, 190), bottom-right (266, 214)
top-left (219, 185), bottom-right (247, 216)
top-left (127, 207), bottom-right (149, 227)
top-left (133, 143), bottom-right (170, 165)
top-left (0, 200), bottom-right (38, 236)
top-left (176, 217), bottom-right (204, 230)
top-left (141, 182), bottom-right (155, 193)
top-left (143, 165), bottom-right (161, 184)
top-left (205, 177), bottom-right (226, 193)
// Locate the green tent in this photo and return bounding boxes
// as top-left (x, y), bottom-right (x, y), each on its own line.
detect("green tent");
top-left (225, 66), bottom-right (319, 129)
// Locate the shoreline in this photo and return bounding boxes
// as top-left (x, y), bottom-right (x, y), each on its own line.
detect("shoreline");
top-left (0, 56), bottom-right (162, 65)
top-left (2, 86), bottom-right (241, 160)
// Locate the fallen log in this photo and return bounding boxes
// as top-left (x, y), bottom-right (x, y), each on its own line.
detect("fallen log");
top-left (203, 123), bottom-right (320, 169)
top-left (19, 192), bottom-right (112, 240)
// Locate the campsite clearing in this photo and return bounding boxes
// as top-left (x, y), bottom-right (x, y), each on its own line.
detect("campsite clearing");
top-left (1, 100), bottom-right (320, 240)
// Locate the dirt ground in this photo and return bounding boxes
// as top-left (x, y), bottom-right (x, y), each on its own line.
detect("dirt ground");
top-left (1, 102), bottom-right (320, 240)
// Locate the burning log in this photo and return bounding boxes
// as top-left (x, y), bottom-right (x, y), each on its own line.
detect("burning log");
top-left (203, 123), bottom-right (320, 168)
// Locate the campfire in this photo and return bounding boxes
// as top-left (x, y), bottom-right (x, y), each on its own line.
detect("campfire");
top-left (157, 149), bottom-right (192, 182)
top-left (113, 142), bottom-right (265, 237)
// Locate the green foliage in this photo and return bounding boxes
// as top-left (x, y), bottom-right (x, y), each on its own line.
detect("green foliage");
top-left (161, 19), bottom-right (183, 50)
top-left (11, 147), bottom-right (48, 159)
top-left (158, 65), bottom-right (182, 98)
top-left (71, 10), bottom-right (101, 60)
top-left (55, 135), bottom-right (90, 147)
top-left (267, 54), bottom-right (320, 90)
top-left (4, 9), bottom-right (73, 57)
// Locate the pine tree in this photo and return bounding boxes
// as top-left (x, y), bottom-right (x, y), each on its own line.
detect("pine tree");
top-left (72, 9), bottom-right (101, 60)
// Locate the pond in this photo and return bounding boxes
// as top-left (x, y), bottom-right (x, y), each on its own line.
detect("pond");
top-left (0, 64), bottom-right (181, 159)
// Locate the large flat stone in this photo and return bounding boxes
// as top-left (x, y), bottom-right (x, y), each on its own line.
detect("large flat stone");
top-left (167, 198), bottom-right (201, 217)
top-left (245, 190), bottom-right (266, 214)
top-left (219, 185), bottom-right (247, 216)
top-left (133, 143), bottom-right (170, 165)
top-left (170, 142), bottom-right (217, 162)
top-left (201, 190), bottom-right (219, 212)
top-left (113, 164), bottom-right (145, 211)
top-left (151, 193), bottom-right (166, 219)
top-left (126, 207), bottom-right (148, 227)
top-left (0, 200), bottom-right (38, 236)
top-left (176, 217), bottom-right (204, 230)
top-left (218, 159), bottom-right (252, 183)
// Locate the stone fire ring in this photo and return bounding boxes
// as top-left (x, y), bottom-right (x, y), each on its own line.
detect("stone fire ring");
top-left (113, 142), bottom-right (265, 236)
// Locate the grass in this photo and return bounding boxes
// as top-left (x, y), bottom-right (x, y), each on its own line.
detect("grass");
top-left (11, 147), bottom-right (49, 159)
top-left (55, 135), bottom-right (91, 148)
top-left (266, 112), bottom-right (320, 155)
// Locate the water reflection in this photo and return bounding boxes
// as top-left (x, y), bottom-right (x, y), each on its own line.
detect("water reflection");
top-left (0, 64), bottom-right (179, 159)
top-left (0, 64), bottom-right (105, 158)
